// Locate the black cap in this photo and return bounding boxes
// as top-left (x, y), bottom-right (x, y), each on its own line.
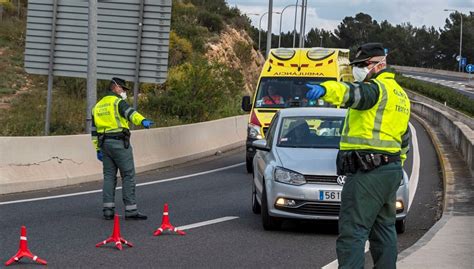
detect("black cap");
top-left (350, 43), bottom-right (385, 65)
top-left (111, 77), bottom-right (130, 91)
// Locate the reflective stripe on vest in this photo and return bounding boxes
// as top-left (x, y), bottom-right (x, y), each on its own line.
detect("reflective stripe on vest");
top-left (340, 74), bottom-right (410, 153)
top-left (93, 95), bottom-right (129, 133)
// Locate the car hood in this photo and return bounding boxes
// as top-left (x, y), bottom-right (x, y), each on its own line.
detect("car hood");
top-left (275, 147), bottom-right (338, 176)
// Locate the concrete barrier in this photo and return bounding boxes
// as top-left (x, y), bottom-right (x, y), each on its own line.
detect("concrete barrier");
top-left (411, 101), bottom-right (474, 176)
top-left (0, 115), bottom-right (248, 195)
top-left (406, 90), bottom-right (474, 129)
top-left (392, 65), bottom-right (472, 80)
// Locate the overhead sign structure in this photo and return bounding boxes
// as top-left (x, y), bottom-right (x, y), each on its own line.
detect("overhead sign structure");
top-left (24, 0), bottom-right (171, 84)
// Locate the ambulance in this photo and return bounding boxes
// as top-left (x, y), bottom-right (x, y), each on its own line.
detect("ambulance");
top-left (241, 47), bottom-right (353, 173)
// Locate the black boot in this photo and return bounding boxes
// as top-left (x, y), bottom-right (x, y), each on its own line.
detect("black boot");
top-left (125, 212), bottom-right (147, 220)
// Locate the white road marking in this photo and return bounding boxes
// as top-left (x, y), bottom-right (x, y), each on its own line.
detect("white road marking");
top-left (322, 122), bottom-right (420, 268)
top-left (408, 122), bottom-right (420, 211)
top-left (0, 162), bottom-right (245, 205)
top-left (177, 216), bottom-right (239, 231)
top-left (321, 241), bottom-right (370, 269)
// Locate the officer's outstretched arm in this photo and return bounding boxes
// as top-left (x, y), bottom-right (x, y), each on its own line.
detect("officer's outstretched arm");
top-left (118, 100), bottom-right (146, 126)
top-left (320, 81), bottom-right (380, 110)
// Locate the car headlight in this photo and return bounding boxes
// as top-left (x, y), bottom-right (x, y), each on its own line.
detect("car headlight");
top-left (248, 124), bottom-right (263, 139)
top-left (274, 167), bottom-right (306, 185)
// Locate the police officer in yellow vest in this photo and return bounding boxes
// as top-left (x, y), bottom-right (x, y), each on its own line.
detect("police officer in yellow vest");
top-left (91, 77), bottom-right (154, 220)
top-left (306, 43), bottom-right (410, 269)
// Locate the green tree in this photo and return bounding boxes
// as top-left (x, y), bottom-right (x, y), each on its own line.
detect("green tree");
top-left (333, 13), bottom-right (380, 50)
top-left (437, 12), bottom-right (474, 71)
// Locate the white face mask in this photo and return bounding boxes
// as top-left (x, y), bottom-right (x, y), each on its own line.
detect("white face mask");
top-left (120, 92), bottom-right (127, 100)
top-left (353, 55), bottom-right (387, 82)
top-left (352, 66), bottom-right (370, 82)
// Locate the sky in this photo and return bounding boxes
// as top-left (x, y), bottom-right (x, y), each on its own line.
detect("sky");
top-left (226, 0), bottom-right (474, 34)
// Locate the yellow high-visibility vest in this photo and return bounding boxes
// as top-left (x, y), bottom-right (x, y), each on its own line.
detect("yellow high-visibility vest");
top-left (92, 95), bottom-right (145, 133)
top-left (339, 72), bottom-right (410, 153)
top-left (93, 96), bottom-right (130, 133)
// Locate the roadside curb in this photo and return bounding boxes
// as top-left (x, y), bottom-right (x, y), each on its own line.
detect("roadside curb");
top-left (397, 113), bottom-right (452, 261)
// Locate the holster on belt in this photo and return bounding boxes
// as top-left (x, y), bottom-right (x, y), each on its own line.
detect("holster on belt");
top-left (98, 133), bottom-right (105, 149)
top-left (336, 151), bottom-right (357, 175)
top-left (122, 129), bottom-right (131, 149)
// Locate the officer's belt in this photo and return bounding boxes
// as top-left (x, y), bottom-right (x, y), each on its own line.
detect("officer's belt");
top-left (359, 152), bottom-right (401, 164)
top-left (337, 151), bottom-right (401, 175)
top-left (100, 132), bottom-right (126, 140)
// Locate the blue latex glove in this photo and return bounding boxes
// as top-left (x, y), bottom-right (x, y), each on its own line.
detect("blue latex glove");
top-left (305, 84), bottom-right (326, 100)
top-left (97, 151), bottom-right (103, 162)
top-left (142, 119), bottom-right (154, 129)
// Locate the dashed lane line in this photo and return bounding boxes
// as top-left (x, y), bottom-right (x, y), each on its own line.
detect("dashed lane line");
top-left (178, 216), bottom-right (239, 231)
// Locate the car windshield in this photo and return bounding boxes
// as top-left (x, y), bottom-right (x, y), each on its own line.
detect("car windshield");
top-left (277, 116), bottom-right (344, 148)
top-left (254, 77), bottom-right (336, 108)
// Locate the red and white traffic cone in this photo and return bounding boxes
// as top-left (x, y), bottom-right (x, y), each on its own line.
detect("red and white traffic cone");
top-left (95, 214), bottom-right (133, 250)
top-left (5, 226), bottom-right (47, 266)
top-left (153, 203), bottom-right (186, 236)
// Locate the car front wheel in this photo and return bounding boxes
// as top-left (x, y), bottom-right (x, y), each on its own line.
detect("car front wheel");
top-left (252, 180), bottom-right (261, 214)
top-left (396, 219), bottom-right (406, 234)
top-left (261, 183), bottom-right (282, 230)
top-left (246, 156), bottom-right (253, 173)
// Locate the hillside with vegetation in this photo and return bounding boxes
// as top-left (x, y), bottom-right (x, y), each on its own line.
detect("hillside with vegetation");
top-left (0, 0), bottom-right (263, 136)
top-left (1, 1), bottom-right (472, 136)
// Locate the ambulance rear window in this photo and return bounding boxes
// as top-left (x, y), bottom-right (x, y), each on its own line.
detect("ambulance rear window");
top-left (254, 77), bottom-right (336, 108)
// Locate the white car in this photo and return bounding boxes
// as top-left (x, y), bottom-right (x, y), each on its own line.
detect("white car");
top-left (251, 108), bottom-right (409, 233)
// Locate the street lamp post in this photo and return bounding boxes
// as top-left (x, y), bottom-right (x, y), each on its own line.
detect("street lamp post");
top-left (258, 11), bottom-right (281, 52)
top-left (444, 9), bottom-right (463, 72)
top-left (278, 3), bottom-right (301, 48)
top-left (298, 0), bottom-right (308, 48)
top-left (293, 0), bottom-right (298, 48)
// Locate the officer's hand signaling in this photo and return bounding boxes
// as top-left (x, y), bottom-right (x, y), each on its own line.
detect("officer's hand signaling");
top-left (305, 84), bottom-right (326, 100)
top-left (97, 151), bottom-right (103, 162)
top-left (142, 119), bottom-right (154, 129)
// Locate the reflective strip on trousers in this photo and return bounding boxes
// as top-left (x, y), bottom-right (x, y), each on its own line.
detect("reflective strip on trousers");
top-left (103, 202), bottom-right (115, 208)
top-left (125, 204), bottom-right (137, 211)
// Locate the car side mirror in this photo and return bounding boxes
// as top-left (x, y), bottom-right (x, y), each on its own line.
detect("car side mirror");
top-left (242, 96), bottom-right (252, 112)
top-left (252, 139), bottom-right (270, 151)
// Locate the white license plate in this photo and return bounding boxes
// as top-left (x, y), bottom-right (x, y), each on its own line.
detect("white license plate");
top-left (319, 190), bottom-right (341, 202)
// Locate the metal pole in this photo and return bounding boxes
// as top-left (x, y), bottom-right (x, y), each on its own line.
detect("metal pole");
top-left (86, 0), bottom-right (98, 133)
top-left (265, 0), bottom-right (273, 58)
top-left (459, 13), bottom-right (462, 72)
top-left (302, 0), bottom-right (308, 48)
top-left (320, 34), bottom-right (323, 47)
top-left (298, 0), bottom-right (305, 47)
top-left (133, 0), bottom-right (145, 109)
top-left (292, 0), bottom-right (298, 48)
top-left (279, 4), bottom-right (297, 48)
top-left (44, 0), bottom-right (58, 136)
top-left (278, 11), bottom-right (283, 48)
top-left (258, 12), bottom-right (268, 53)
